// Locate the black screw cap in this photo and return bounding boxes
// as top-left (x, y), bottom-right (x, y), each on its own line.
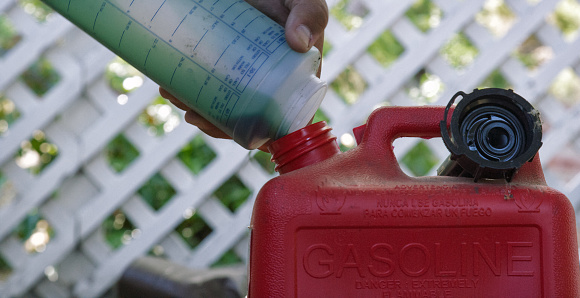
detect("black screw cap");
top-left (438, 88), bottom-right (543, 182)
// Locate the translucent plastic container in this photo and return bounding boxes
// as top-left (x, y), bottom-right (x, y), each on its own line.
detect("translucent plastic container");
top-left (43, 0), bottom-right (327, 149)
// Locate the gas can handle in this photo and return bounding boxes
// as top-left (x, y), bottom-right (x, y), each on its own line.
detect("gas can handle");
top-left (358, 106), bottom-right (444, 173)
top-left (361, 106), bottom-right (445, 146)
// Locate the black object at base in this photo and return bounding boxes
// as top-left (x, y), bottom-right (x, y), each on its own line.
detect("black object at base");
top-left (117, 256), bottom-right (243, 298)
top-left (438, 88), bottom-right (542, 182)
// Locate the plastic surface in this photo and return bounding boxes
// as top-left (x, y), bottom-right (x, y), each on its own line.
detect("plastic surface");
top-left (43, 0), bottom-right (326, 149)
top-left (249, 106), bottom-right (580, 297)
top-left (269, 121), bottom-right (340, 174)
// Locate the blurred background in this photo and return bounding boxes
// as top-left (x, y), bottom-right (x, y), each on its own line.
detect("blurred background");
top-left (1, 0), bottom-right (580, 296)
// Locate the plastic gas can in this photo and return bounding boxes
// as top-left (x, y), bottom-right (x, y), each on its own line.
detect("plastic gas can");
top-left (249, 105), bottom-right (580, 297)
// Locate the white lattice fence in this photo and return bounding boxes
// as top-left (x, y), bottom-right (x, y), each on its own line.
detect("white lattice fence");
top-left (1, 0), bottom-right (580, 297)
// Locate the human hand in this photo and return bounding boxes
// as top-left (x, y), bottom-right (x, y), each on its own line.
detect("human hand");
top-left (160, 0), bottom-right (328, 152)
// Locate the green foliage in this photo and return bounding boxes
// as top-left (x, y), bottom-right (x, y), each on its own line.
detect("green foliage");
top-left (214, 176), bottom-right (251, 213)
top-left (102, 210), bottom-right (136, 249)
top-left (105, 58), bottom-right (144, 94)
top-left (15, 210), bottom-right (42, 241)
top-left (339, 143), bottom-right (353, 152)
top-left (331, 66), bottom-right (367, 105)
top-left (175, 213), bottom-right (213, 248)
top-left (479, 70), bottom-right (511, 89)
top-left (138, 173), bottom-right (176, 211)
top-left (139, 97), bottom-right (181, 136)
top-left (21, 58), bottom-right (60, 97)
top-left (14, 209), bottom-right (55, 254)
top-left (0, 95), bottom-right (21, 135)
top-left (0, 254), bottom-right (11, 281)
top-left (322, 39), bottom-right (333, 57)
top-left (401, 141), bottom-right (439, 176)
top-left (178, 135), bottom-right (216, 175)
top-left (18, 0), bottom-right (53, 22)
top-left (0, 15), bottom-right (22, 57)
top-left (367, 30), bottom-right (405, 68)
top-left (550, 68), bottom-right (580, 106)
top-left (106, 134), bottom-right (140, 173)
top-left (337, 132), bottom-right (357, 152)
top-left (330, 0), bottom-right (368, 31)
top-left (550, 0), bottom-right (580, 40)
top-left (406, 69), bottom-right (444, 105)
top-left (405, 0), bottom-right (442, 32)
top-left (16, 130), bottom-right (59, 175)
top-left (515, 36), bottom-right (541, 69)
top-left (212, 249), bottom-right (242, 268)
top-left (252, 151), bottom-right (276, 174)
top-left (514, 35), bottom-right (554, 71)
top-left (440, 33), bottom-right (478, 69)
top-left (312, 109), bottom-right (330, 124)
top-left (515, 53), bottom-right (538, 70)
top-left (475, 0), bottom-right (516, 37)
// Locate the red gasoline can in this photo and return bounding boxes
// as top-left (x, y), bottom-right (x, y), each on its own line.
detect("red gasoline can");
top-left (248, 106), bottom-right (580, 298)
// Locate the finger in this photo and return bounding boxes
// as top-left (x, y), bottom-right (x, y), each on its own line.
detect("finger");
top-left (313, 31), bottom-right (325, 55)
top-left (284, 0), bottom-right (328, 53)
top-left (159, 87), bottom-right (190, 111)
top-left (184, 110), bottom-right (231, 140)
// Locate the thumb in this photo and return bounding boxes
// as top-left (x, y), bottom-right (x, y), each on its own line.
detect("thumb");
top-left (284, 0), bottom-right (328, 53)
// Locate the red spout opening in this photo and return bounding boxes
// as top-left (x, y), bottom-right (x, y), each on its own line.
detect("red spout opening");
top-left (268, 121), bottom-right (340, 174)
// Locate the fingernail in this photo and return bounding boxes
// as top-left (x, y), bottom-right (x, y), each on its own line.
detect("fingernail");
top-left (296, 25), bottom-right (312, 49)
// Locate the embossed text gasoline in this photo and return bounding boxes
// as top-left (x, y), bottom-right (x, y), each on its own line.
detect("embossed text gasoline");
top-left (303, 242), bottom-right (535, 279)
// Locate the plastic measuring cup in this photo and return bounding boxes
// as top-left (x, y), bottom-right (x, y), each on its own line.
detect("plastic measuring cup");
top-left (42, 0), bottom-right (327, 149)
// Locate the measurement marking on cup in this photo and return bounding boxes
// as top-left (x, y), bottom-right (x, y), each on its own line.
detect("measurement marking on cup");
top-left (144, 49), bottom-right (151, 70)
top-left (151, 0), bottom-right (166, 22)
top-left (173, 15), bottom-right (188, 37)
top-left (222, 1), bottom-right (239, 16)
top-left (93, 2), bottom-right (106, 31)
top-left (193, 30), bottom-right (209, 52)
top-left (196, 86), bottom-right (204, 103)
top-left (170, 68), bottom-right (178, 85)
top-left (215, 45), bottom-right (231, 66)
top-left (119, 21), bottom-right (132, 48)
top-left (234, 8), bottom-right (251, 21)
top-left (67, 0), bottom-right (71, 12)
top-left (170, 57), bottom-right (185, 85)
top-left (118, 31), bottom-right (125, 48)
top-left (144, 38), bottom-right (159, 70)
top-left (244, 16), bottom-right (259, 28)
